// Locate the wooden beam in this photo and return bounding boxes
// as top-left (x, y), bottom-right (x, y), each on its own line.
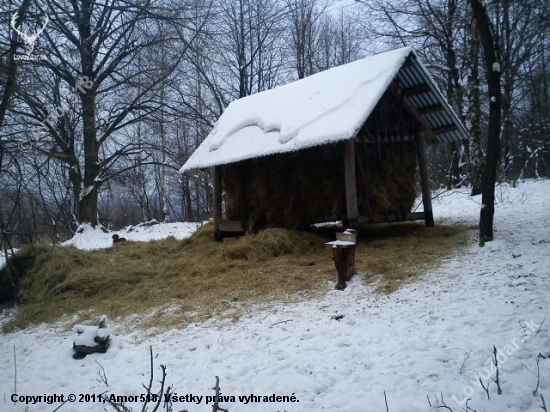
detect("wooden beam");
top-left (402, 84), bottom-right (431, 97)
top-left (218, 220), bottom-right (243, 233)
top-left (433, 125), bottom-right (458, 135)
top-left (389, 81), bottom-right (438, 143)
top-left (400, 96), bottom-right (437, 143)
top-left (354, 134), bottom-right (415, 143)
top-left (344, 139), bottom-right (359, 229)
top-left (359, 212), bottom-right (426, 224)
top-left (213, 165), bottom-right (223, 239)
top-left (418, 104), bottom-right (444, 115)
top-left (416, 135), bottom-right (435, 227)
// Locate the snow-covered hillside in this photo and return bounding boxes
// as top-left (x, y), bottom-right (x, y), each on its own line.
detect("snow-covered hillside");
top-left (1, 181), bottom-right (549, 412)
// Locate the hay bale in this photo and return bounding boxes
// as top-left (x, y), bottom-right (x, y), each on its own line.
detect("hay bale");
top-left (223, 140), bottom-right (418, 231)
top-left (224, 144), bottom-right (346, 231)
top-left (221, 227), bottom-right (318, 261)
top-left (356, 140), bottom-right (417, 220)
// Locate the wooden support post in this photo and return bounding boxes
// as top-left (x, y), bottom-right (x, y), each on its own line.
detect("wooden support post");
top-left (213, 165), bottom-right (223, 240)
top-left (331, 246), bottom-right (356, 290)
top-left (327, 230), bottom-right (357, 290)
top-left (416, 134), bottom-right (435, 227)
top-left (344, 139), bottom-right (359, 229)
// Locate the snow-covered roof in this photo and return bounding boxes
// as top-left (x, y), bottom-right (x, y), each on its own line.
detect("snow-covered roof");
top-left (181, 47), bottom-right (468, 172)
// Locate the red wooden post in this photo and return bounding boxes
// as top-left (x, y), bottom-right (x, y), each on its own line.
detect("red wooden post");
top-left (328, 229), bottom-right (357, 290)
top-left (331, 246), bottom-right (356, 290)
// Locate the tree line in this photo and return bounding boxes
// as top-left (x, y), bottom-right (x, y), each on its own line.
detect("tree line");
top-left (0, 0), bottom-right (549, 247)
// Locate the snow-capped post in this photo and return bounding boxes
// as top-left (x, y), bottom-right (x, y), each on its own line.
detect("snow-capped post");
top-left (344, 139), bottom-right (359, 230)
top-left (213, 165), bottom-right (223, 240)
top-left (326, 229), bottom-right (357, 290)
top-left (415, 133), bottom-right (434, 227)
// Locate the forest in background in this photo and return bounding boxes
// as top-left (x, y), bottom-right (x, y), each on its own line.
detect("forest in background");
top-left (0, 0), bottom-right (549, 247)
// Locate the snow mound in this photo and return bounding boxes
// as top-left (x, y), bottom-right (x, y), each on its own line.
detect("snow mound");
top-left (72, 324), bottom-right (110, 347)
top-left (62, 220), bottom-right (201, 250)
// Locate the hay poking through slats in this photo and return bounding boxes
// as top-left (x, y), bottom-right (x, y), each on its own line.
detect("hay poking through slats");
top-left (224, 141), bottom-right (418, 231)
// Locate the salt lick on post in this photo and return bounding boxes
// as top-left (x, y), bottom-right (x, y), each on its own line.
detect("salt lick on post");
top-left (180, 47), bottom-right (468, 240)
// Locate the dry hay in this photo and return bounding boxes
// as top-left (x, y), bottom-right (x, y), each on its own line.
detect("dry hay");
top-left (1, 222), bottom-right (473, 332)
top-left (356, 223), bottom-right (473, 293)
top-left (224, 144), bottom-right (346, 231)
top-left (1, 225), bottom-right (334, 331)
top-left (223, 141), bottom-right (418, 232)
top-left (356, 140), bottom-right (418, 220)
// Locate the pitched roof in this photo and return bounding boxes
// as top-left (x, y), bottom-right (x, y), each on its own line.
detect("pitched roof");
top-left (181, 47), bottom-right (468, 172)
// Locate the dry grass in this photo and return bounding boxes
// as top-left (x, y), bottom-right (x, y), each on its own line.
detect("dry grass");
top-left (356, 223), bottom-right (474, 293)
top-left (1, 222), bottom-right (474, 332)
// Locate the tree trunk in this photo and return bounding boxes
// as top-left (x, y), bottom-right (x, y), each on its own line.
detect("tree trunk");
top-left (0, 0), bottom-right (32, 132)
top-left (466, 5), bottom-right (483, 196)
top-left (79, 93), bottom-right (100, 225)
top-left (444, 0), bottom-right (463, 190)
top-left (78, 189), bottom-right (99, 225)
top-left (77, 1), bottom-right (100, 226)
top-left (447, 142), bottom-right (461, 189)
top-left (468, 0), bottom-right (502, 245)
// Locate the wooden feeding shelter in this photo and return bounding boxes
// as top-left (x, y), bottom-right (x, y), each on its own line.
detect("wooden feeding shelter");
top-left (180, 47), bottom-right (468, 237)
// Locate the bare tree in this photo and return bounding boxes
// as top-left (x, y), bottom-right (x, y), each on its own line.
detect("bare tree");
top-left (493, 0), bottom-right (550, 182)
top-left (315, 10), bottom-right (363, 72)
top-left (357, 0), bottom-right (470, 190)
top-left (286, 0), bottom-right (322, 79)
top-left (12, 0), bottom-right (211, 227)
top-left (468, 0), bottom-right (502, 245)
top-left (217, 0), bottom-right (287, 98)
top-left (465, 4), bottom-right (483, 195)
top-left (0, 0), bottom-right (33, 133)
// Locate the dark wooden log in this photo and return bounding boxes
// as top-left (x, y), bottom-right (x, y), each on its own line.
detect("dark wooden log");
top-left (332, 246), bottom-right (356, 290)
top-left (391, 81), bottom-right (437, 143)
top-left (344, 139), bottom-right (359, 229)
top-left (417, 104), bottom-right (444, 115)
top-left (359, 212), bottom-right (426, 224)
top-left (217, 220), bottom-right (244, 240)
top-left (402, 84), bottom-right (431, 97)
top-left (416, 134), bottom-right (435, 227)
top-left (72, 325), bottom-right (110, 359)
top-left (433, 125), bottom-right (458, 135)
top-left (73, 336), bottom-right (109, 355)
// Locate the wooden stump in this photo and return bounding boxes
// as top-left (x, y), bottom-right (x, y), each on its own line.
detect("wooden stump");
top-left (72, 318), bottom-right (110, 359)
top-left (332, 246), bottom-right (356, 290)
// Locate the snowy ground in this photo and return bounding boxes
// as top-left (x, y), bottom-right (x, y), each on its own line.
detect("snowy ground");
top-left (0, 220), bottom-right (201, 269)
top-left (1, 181), bottom-right (549, 412)
top-left (61, 220), bottom-right (202, 250)
top-left (0, 249), bottom-right (17, 272)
